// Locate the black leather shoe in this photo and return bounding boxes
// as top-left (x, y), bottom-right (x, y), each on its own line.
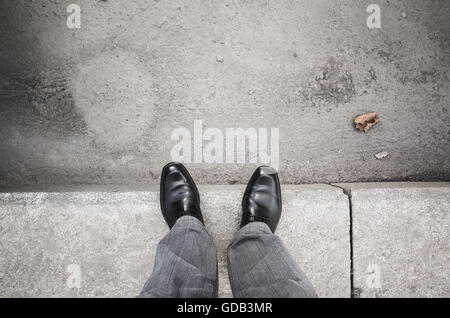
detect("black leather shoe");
top-left (160, 162), bottom-right (203, 228)
top-left (240, 166), bottom-right (282, 233)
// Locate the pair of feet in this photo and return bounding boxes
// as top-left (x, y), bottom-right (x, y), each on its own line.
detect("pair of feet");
top-left (160, 162), bottom-right (282, 233)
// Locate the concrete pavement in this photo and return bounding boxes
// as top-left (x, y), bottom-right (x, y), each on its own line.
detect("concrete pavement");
top-left (1, 182), bottom-right (449, 298)
top-left (0, 0), bottom-right (448, 299)
top-left (335, 182), bottom-right (450, 298)
top-left (0, 185), bottom-right (350, 298)
top-left (1, 0), bottom-right (449, 187)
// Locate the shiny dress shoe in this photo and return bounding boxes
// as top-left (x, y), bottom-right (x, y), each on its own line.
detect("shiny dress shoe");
top-left (240, 166), bottom-right (282, 233)
top-left (160, 162), bottom-right (203, 228)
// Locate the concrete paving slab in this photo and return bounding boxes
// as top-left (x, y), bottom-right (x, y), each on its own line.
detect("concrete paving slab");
top-left (0, 185), bottom-right (350, 297)
top-left (343, 183), bottom-right (450, 298)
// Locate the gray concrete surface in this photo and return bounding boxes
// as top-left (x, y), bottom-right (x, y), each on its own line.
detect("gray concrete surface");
top-left (0, 185), bottom-right (350, 298)
top-left (1, 0), bottom-right (450, 188)
top-left (344, 183), bottom-right (450, 298)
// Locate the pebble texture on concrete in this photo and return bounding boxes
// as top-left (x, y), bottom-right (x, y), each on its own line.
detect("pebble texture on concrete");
top-left (0, 185), bottom-right (350, 298)
top-left (346, 183), bottom-right (450, 298)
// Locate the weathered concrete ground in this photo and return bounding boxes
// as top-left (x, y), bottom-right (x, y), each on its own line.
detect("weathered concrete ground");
top-left (0, 185), bottom-right (351, 298)
top-left (1, 1), bottom-right (448, 299)
top-left (1, 0), bottom-right (449, 188)
top-left (1, 183), bottom-right (448, 298)
top-left (343, 183), bottom-right (450, 298)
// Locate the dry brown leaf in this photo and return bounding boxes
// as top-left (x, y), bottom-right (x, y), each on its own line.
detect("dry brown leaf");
top-left (354, 112), bottom-right (380, 132)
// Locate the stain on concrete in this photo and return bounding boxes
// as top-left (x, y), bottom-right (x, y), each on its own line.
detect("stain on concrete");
top-left (301, 57), bottom-right (356, 106)
top-left (69, 49), bottom-right (158, 149)
top-left (28, 72), bottom-right (87, 135)
top-left (0, 72), bottom-right (86, 137)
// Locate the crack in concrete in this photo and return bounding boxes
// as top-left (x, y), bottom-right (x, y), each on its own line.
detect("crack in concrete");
top-left (329, 184), bottom-right (354, 298)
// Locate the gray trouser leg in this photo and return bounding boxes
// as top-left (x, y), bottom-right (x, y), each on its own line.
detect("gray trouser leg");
top-left (227, 222), bottom-right (318, 298)
top-left (139, 216), bottom-right (218, 298)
